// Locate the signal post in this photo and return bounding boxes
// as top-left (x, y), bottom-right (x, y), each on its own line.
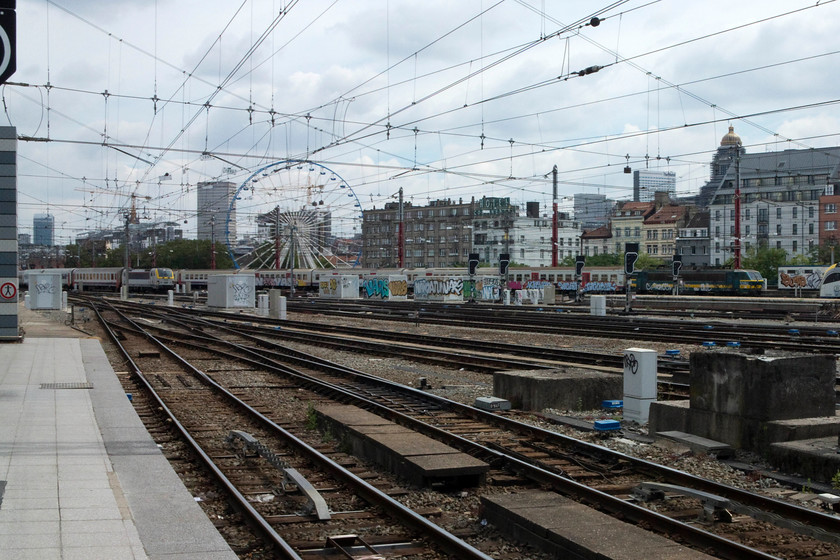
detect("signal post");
top-left (624, 243), bottom-right (639, 313)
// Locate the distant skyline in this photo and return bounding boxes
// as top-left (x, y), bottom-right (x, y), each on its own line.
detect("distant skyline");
top-left (9, 1), bottom-right (840, 244)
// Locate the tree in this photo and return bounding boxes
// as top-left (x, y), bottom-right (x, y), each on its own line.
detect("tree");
top-left (739, 246), bottom-right (788, 283)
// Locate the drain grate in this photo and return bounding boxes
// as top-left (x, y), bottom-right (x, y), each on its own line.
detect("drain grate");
top-left (40, 382), bottom-right (94, 390)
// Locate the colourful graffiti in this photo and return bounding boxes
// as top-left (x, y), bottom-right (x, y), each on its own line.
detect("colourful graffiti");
top-left (415, 277), bottom-right (463, 300)
top-left (363, 277), bottom-right (389, 298)
top-left (582, 281), bottom-right (617, 293)
top-left (779, 272), bottom-right (822, 289)
top-left (319, 278), bottom-right (339, 296)
top-left (389, 278), bottom-right (408, 297)
top-left (525, 280), bottom-right (553, 290)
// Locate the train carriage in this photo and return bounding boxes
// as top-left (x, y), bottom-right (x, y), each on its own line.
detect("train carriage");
top-left (819, 264), bottom-right (840, 298)
top-left (635, 268), bottom-right (764, 295)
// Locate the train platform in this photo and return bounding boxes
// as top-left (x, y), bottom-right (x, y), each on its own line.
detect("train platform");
top-left (0, 305), bottom-right (237, 559)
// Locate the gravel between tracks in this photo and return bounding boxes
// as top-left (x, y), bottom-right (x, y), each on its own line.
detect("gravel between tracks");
top-left (278, 310), bottom-right (838, 506)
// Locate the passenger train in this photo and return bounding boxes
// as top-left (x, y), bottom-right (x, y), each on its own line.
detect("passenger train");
top-left (18, 266), bottom-right (766, 297)
top-left (19, 267), bottom-right (176, 292)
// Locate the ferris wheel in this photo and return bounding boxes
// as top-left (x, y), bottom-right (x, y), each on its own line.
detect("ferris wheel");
top-left (225, 160), bottom-right (363, 269)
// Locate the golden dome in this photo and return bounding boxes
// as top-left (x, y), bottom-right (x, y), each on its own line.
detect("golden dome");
top-left (720, 125), bottom-right (742, 147)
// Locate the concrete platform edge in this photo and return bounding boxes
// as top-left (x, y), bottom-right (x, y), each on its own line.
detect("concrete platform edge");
top-left (80, 339), bottom-right (238, 560)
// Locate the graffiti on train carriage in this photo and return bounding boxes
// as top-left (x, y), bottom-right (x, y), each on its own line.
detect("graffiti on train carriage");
top-left (779, 272), bottom-right (821, 289)
top-left (582, 281), bottom-right (617, 293)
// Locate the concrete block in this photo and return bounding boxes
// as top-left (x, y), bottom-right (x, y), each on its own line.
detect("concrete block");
top-left (0, 226), bottom-right (15, 239)
top-left (649, 400), bottom-right (690, 435)
top-left (0, 126), bottom-right (17, 138)
top-left (0, 239), bottom-right (16, 251)
top-left (0, 326), bottom-right (18, 338)
top-left (0, 188), bottom-right (14, 203)
top-left (0, 151), bottom-right (15, 164)
top-left (0, 138), bottom-right (17, 151)
top-left (760, 416), bottom-right (840, 451)
top-left (690, 352), bottom-right (835, 420)
top-left (769, 438), bottom-right (840, 483)
top-left (0, 176), bottom-right (14, 189)
top-left (0, 314), bottom-right (17, 327)
top-left (494, 367), bottom-right (623, 411)
top-left (0, 164), bottom-right (16, 176)
top-left (0, 251), bottom-right (17, 265)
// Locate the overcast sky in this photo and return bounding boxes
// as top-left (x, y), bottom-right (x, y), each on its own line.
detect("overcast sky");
top-left (9, 0), bottom-right (840, 243)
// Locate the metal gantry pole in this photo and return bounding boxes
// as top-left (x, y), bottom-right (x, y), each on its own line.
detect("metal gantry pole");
top-left (551, 165), bottom-right (559, 267)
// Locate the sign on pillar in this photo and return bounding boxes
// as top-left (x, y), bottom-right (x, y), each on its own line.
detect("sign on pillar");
top-left (0, 126), bottom-right (16, 339)
top-left (623, 347), bottom-right (657, 423)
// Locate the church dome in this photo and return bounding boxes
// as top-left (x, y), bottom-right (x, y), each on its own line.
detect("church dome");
top-left (720, 125), bottom-right (742, 147)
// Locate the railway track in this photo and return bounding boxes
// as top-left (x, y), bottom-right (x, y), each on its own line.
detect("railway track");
top-left (94, 301), bottom-right (494, 560)
top-left (89, 296), bottom-right (840, 559)
top-left (283, 299), bottom-right (840, 354)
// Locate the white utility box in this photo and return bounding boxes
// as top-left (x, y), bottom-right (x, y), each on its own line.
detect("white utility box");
top-left (319, 275), bottom-right (359, 299)
top-left (623, 347), bottom-right (657, 424)
top-left (590, 295), bottom-right (606, 316)
top-left (207, 274), bottom-right (255, 309)
top-left (387, 275), bottom-right (408, 300)
top-left (26, 272), bottom-right (63, 310)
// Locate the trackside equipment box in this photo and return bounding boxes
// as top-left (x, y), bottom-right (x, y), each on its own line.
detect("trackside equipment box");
top-left (26, 272), bottom-right (62, 310)
top-left (207, 274), bottom-right (255, 308)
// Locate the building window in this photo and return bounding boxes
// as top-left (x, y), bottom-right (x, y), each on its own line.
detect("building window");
top-left (826, 203), bottom-right (837, 214)
top-left (777, 207), bottom-right (782, 219)
top-left (745, 225), bottom-right (751, 235)
top-left (809, 223), bottom-right (814, 234)
top-left (715, 210), bottom-right (721, 220)
top-left (634, 227), bottom-right (640, 237)
top-left (776, 241), bottom-right (782, 249)
top-left (745, 209), bottom-right (751, 220)
top-left (792, 207), bottom-right (798, 219)
top-left (776, 224), bottom-right (782, 235)
top-left (520, 248), bottom-right (525, 258)
top-left (792, 223), bottom-right (798, 235)
top-left (730, 209), bottom-right (735, 221)
top-left (809, 206), bottom-right (815, 218)
top-left (792, 240), bottom-right (798, 252)
top-left (615, 229), bottom-right (621, 237)
top-left (825, 221), bottom-right (837, 231)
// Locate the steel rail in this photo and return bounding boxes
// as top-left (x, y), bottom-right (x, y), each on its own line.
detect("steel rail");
top-left (106, 301), bottom-right (840, 538)
top-left (89, 301), bottom-right (304, 560)
top-left (114, 311), bottom-right (785, 560)
top-left (96, 299), bottom-right (495, 560)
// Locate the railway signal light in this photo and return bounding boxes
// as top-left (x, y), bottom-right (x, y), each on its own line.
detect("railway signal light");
top-left (575, 255), bottom-right (585, 276)
top-left (624, 243), bottom-right (639, 275)
top-left (468, 253), bottom-right (480, 275)
top-left (672, 255), bottom-right (682, 277)
top-left (499, 253), bottom-right (510, 276)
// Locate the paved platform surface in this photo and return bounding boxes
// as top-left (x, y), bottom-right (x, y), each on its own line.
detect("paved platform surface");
top-left (1, 305), bottom-right (237, 559)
